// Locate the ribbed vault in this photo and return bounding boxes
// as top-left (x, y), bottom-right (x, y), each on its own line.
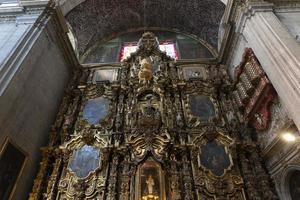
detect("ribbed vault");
top-left (66, 0), bottom-right (226, 55)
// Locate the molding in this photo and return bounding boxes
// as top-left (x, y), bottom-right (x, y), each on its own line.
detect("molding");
top-left (274, 6), bottom-right (300, 12)
top-left (234, 1), bottom-right (274, 35)
top-left (0, 0), bottom-right (79, 96)
top-left (278, 164), bottom-right (300, 200)
top-left (0, 5), bottom-right (23, 13)
top-left (231, 1), bottom-right (300, 131)
top-left (20, 0), bottom-right (49, 7)
top-left (50, 4), bottom-right (79, 69)
top-left (0, 24), bottom-right (42, 96)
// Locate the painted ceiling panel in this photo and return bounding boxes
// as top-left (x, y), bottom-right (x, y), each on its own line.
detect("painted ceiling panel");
top-left (66, 0), bottom-right (225, 55)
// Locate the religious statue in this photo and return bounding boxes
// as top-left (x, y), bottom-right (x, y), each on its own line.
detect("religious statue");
top-left (139, 58), bottom-right (153, 83)
top-left (146, 175), bottom-right (155, 194)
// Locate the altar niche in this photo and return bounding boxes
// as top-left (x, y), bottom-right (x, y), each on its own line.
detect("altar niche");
top-left (135, 158), bottom-right (166, 200)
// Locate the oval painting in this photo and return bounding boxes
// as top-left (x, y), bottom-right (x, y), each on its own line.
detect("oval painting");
top-left (69, 145), bottom-right (101, 178)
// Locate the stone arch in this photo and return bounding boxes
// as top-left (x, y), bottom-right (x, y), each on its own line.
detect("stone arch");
top-left (280, 165), bottom-right (300, 200)
top-left (58, 0), bottom-right (228, 16)
top-left (61, 0), bottom-right (226, 55)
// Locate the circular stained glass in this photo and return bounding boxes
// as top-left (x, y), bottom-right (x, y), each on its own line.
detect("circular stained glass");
top-left (83, 97), bottom-right (109, 125)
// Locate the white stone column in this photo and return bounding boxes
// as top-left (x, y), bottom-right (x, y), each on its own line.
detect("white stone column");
top-left (237, 1), bottom-right (300, 130)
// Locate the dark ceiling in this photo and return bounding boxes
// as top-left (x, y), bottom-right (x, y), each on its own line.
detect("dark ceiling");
top-left (66, 0), bottom-right (226, 55)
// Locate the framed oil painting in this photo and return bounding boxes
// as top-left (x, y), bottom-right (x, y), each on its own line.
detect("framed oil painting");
top-left (0, 140), bottom-right (26, 200)
top-left (92, 69), bottom-right (118, 83)
top-left (189, 95), bottom-right (216, 121)
top-left (180, 65), bottom-right (208, 81)
top-left (199, 140), bottom-right (231, 177)
top-left (69, 145), bottom-right (101, 179)
top-left (82, 97), bottom-right (110, 125)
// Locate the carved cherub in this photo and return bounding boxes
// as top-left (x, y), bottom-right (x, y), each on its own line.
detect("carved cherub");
top-left (138, 58), bottom-right (153, 83)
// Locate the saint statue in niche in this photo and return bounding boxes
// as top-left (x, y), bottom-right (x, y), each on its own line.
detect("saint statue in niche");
top-left (137, 159), bottom-right (163, 200)
top-left (146, 175), bottom-right (155, 194)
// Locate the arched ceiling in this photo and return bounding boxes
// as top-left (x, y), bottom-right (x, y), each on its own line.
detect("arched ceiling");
top-left (66, 0), bottom-right (226, 55)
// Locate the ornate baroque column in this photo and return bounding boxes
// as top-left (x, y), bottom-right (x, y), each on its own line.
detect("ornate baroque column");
top-left (236, 0), bottom-right (300, 130)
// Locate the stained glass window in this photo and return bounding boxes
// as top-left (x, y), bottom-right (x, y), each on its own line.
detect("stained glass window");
top-left (120, 45), bottom-right (138, 61)
top-left (120, 43), bottom-right (178, 61)
top-left (159, 43), bottom-right (178, 60)
top-left (83, 30), bottom-right (214, 64)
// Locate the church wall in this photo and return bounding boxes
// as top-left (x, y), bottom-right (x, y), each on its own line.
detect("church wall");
top-left (226, 3), bottom-right (300, 199)
top-left (226, 34), bottom-right (249, 79)
top-left (227, 35), bottom-right (300, 199)
top-left (0, 17), bottom-right (72, 200)
top-left (0, 23), bottom-right (32, 66)
top-left (276, 11), bottom-right (300, 42)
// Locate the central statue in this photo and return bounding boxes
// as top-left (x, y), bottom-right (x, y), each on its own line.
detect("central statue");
top-left (146, 175), bottom-right (155, 194)
top-left (139, 58), bottom-right (153, 83)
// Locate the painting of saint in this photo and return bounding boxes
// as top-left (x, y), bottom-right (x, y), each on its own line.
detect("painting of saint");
top-left (69, 145), bottom-right (101, 178)
top-left (189, 95), bottom-right (215, 121)
top-left (289, 170), bottom-right (300, 200)
top-left (83, 97), bottom-right (109, 125)
top-left (200, 140), bottom-right (231, 177)
top-left (0, 143), bottom-right (26, 200)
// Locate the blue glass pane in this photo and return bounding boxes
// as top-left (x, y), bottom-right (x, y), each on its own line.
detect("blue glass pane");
top-left (83, 97), bottom-right (109, 125)
top-left (69, 145), bottom-right (100, 178)
top-left (189, 95), bottom-right (215, 121)
top-left (200, 141), bottom-right (231, 177)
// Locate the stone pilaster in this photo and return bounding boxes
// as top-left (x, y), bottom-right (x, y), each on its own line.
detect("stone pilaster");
top-left (236, 1), bottom-right (300, 130)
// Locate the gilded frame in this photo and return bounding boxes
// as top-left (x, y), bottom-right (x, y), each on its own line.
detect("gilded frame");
top-left (177, 64), bottom-right (210, 81)
top-left (192, 132), bottom-right (234, 178)
top-left (88, 66), bottom-right (120, 84)
top-left (79, 95), bottom-right (114, 127)
top-left (183, 94), bottom-right (219, 126)
top-left (0, 137), bottom-right (28, 200)
top-left (62, 134), bottom-right (108, 180)
top-left (134, 158), bottom-right (166, 200)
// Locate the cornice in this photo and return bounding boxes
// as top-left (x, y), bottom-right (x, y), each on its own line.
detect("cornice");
top-left (0, 0), bottom-right (47, 23)
top-left (20, 0), bottom-right (48, 7)
top-left (0, 0), bottom-right (79, 96)
top-left (266, 0), bottom-right (300, 5)
top-left (235, 1), bottom-right (274, 34)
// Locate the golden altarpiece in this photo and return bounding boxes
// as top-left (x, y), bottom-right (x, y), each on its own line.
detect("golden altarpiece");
top-left (29, 33), bottom-right (278, 200)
